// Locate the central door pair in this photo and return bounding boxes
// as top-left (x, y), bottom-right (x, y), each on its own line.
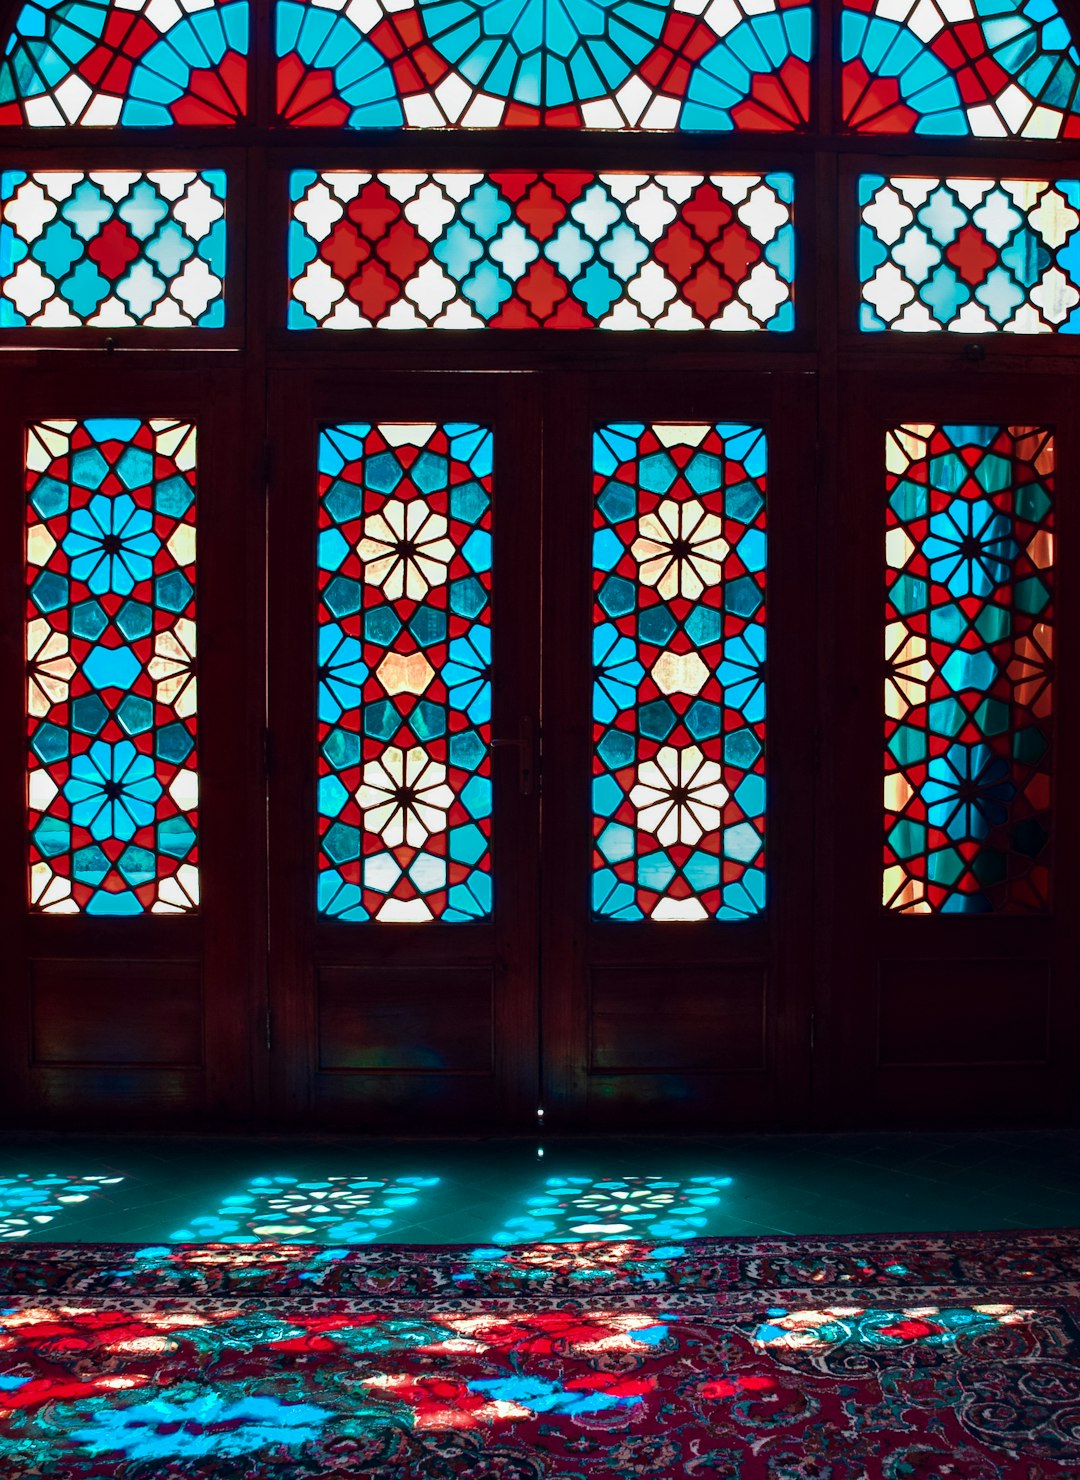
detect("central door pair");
top-left (266, 369), bottom-right (816, 1130)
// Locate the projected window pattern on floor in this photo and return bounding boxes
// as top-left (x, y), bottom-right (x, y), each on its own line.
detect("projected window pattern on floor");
top-left (276, 0), bottom-right (812, 130)
top-left (859, 175), bottom-right (1080, 333)
top-left (27, 418), bottom-right (199, 915)
top-left (317, 422), bottom-right (493, 921)
top-left (884, 423), bottom-right (1053, 913)
top-left (489, 1175), bottom-right (732, 1244)
top-left (1, 170), bottom-right (227, 328)
top-left (288, 171), bottom-right (795, 331)
top-left (592, 422), bottom-right (767, 921)
top-left (170, 1174), bottom-right (439, 1242)
top-left (842, 0), bottom-right (1080, 137)
top-left (0, 0), bottom-right (248, 126)
top-left (0, 1174), bottom-right (123, 1239)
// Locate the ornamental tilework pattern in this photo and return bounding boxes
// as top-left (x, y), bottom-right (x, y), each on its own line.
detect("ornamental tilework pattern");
top-left (842, 0), bottom-right (1080, 137)
top-left (859, 175), bottom-right (1080, 333)
top-left (317, 422), bottom-right (493, 922)
top-left (883, 424), bottom-right (1053, 914)
top-left (0, 170), bottom-right (227, 328)
top-left (289, 171), bottom-right (795, 330)
top-left (26, 418), bottom-right (199, 915)
top-left (0, 0), bottom-right (248, 126)
top-left (592, 423), bottom-right (767, 921)
top-left (276, 0), bottom-right (812, 130)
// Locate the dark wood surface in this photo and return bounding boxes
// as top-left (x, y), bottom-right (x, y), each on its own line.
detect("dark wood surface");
top-left (0, 0), bottom-right (1078, 1129)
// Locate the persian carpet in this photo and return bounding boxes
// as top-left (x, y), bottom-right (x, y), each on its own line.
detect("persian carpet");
top-left (2, 1230), bottom-right (1080, 1477)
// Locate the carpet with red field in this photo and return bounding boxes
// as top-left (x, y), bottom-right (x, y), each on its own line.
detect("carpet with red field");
top-left (1, 1230), bottom-right (1079, 1476)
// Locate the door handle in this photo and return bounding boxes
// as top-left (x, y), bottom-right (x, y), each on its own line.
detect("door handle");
top-left (488, 716), bottom-right (536, 796)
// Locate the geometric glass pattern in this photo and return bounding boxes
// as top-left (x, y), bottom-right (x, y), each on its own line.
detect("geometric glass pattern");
top-left (592, 423), bottom-right (767, 920)
top-left (859, 175), bottom-right (1080, 333)
top-left (289, 171), bottom-right (796, 331)
top-left (169, 1174), bottom-right (440, 1242)
top-left (26, 418), bottom-right (199, 915)
top-left (842, 0), bottom-right (1080, 137)
top-left (0, 0), bottom-right (248, 126)
top-left (884, 424), bottom-right (1053, 913)
top-left (488, 1174), bottom-right (732, 1244)
top-left (316, 422), bottom-right (493, 921)
top-left (276, 0), bottom-right (812, 130)
top-left (1, 170), bottom-right (228, 328)
top-left (0, 1174), bottom-right (123, 1239)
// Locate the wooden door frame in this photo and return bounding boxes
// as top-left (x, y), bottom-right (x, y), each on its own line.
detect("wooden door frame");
top-left (540, 368), bottom-right (819, 1130)
top-left (265, 368), bottom-right (542, 1129)
top-left (0, 358), bottom-right (266, 1126)
top-left (817, 367), bottom-right (1080, 1127)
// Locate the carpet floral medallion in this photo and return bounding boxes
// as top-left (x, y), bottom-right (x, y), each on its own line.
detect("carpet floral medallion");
top-left (2, 1231), bottom-right (1079, 1477)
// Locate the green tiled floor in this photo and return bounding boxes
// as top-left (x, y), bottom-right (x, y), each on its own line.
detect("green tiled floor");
top-left (0, 1130), bottom-right (1078, 1245)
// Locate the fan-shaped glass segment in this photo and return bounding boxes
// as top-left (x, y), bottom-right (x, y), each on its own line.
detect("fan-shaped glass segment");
top-left (842, 0), bottom-right (1080, 137)
top-left (0, 0), bottom-right (248, 126)
top-left (275, 0), bottom-right (812, 130)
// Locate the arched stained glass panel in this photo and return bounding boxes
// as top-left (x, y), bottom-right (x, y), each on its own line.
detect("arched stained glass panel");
top-left (275, 0), bottom-right (812, 130)
top-left (842, 0), bottom-right (1080, 137)
top-left (0, 0), bottom-right (248, 126)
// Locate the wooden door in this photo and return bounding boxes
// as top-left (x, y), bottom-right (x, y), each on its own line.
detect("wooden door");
top-left (0, 362), bottom-right (265, 1126)
top-left (540, 370), bottom-right (818, 1130)
top-left (819, 370), bottom-right (1080, 1126)
top-left (266, 371), bottom-right (542, 1129)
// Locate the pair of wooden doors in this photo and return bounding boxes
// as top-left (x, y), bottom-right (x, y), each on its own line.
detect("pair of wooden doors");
top-left (4, 359), bottom-right (1075, 1131)
top-left (265, 367), bottom-right (817, 1130)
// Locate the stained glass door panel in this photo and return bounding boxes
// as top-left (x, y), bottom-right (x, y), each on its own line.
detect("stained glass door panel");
top-left (821, 373), bottom-right (1080, 1127)
top-left (541, 372), bottom-right (816, 1130)
top-left (0, 363), bottom-right (264, 1126)
top-left (267, 372), bottom-right (540, 1128)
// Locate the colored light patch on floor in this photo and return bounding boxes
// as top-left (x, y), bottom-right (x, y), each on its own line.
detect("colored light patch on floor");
top-left (1, 170), bottom-right (228, 329)
top-left (168, 1175), bottom-right (439, 1242)
top-left (859, 175), bottom-right (1080, 333)
top-left (0, 1176), bottom-right (123, 1239)
top-left (489, 1175), bottom-right (732, 1244)
top-left (289, 171), bottom-right (795, 331)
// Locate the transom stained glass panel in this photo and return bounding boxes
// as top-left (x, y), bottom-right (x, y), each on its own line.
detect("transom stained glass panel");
top-left (290, 171), bottom-right (795, 331)
top-left (1, 170), bottom-right (227, 328)
top-left (884, 424), bottom-right (1053, 913)
top-left (276, 0), bottom-right (811, 130)
top-left (859, 176), bottom-right (1080, 333)
top-left (26, 418), bottom-right (199, 915)
top-left (317, 422), bottom-right (493, 922)
top-left (842, 0), bottom-right (1080, 137)
top-left (592, 423), bottom-right (767, 921)
top-left (0, 0), bottom-right (248, 126)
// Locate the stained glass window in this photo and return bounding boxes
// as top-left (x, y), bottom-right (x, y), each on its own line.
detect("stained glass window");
top-left (1, 170), bottom-right (227, 328)
top-left (276, 0), bottom-right (811, 130)
top-left (842, 0), bottom-right (1080, 137)
top-left (27, 418), bottom-right (199, 914)
top-left (884, 424), bottom-right (1053, 913)
top-left (592, 422), bottom-right (766, 921)
top-left (289, 171), bottom-right (795, 331)
top-left (317, 422), bottom-right (493, 922)
top-left (0, 0), bottom-right (248, 126)
top-left (859, 175), bottom-right (1080, 333)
